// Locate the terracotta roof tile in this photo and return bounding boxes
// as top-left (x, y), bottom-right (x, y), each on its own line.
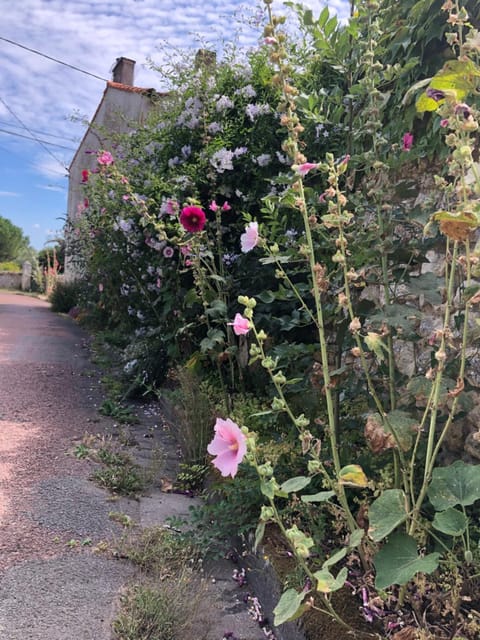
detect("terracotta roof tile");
top-left (107, 81), bottom-right (155, 94)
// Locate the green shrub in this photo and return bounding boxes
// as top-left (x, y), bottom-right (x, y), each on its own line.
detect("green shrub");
top-left (49, 279), bottom-right (82, 313)
top-left (0, 261), bottom-right (21, 272)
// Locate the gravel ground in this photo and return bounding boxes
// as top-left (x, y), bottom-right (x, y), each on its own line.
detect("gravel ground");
top-left (0, 292), bottom-right (269, 640)
top-left (0, 292), bottom-right (138, 638)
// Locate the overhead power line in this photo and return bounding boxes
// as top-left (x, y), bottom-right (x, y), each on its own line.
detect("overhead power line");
top-left (0, 128), bottom-right (76, 151)
top-left (0, 35), bottom-right (108, 82)
top-left (0, 95), bottom-right (69, 171)
top-left (0, 119), bottom-right (78, 143)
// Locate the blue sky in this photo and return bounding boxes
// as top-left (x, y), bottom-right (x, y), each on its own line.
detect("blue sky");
top-left (0, 0), bottom-right (349, 250)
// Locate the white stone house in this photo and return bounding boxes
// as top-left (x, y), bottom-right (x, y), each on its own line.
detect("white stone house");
top-left (65, 57), bottom-right (160, 278)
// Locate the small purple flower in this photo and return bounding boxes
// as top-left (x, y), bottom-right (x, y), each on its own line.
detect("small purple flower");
top-left (210, 148), bottom-right (234, 173)
top-left (208, 122), bottom-right (223, 134)
top-left (255, 153), bottom-right (271, 167)
top-left (216, 95), bottom-right (234, 112)
top-left (163, 246), bottom-right (174, 258)
top-left (426, 87), bottom-right (445, 102)
top-left (181, 145), bottom-right (191, 158)
top-left (454, 103), bottom-right (472, 119)
top-left (233, 146), bottom-right (248, 157)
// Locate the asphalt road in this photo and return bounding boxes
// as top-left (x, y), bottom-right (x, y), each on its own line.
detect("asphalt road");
top-left (0, 292), bottom-right (136, 639)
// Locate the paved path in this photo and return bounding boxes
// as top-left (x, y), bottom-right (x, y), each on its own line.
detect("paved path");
top-left (0, 292), bottom-right (267, 640)
top-left (0, 292), bottom-right (137, 639)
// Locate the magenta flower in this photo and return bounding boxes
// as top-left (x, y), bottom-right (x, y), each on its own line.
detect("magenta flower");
top-left (207, 418), bottom-right (247, 478)
top-left (81, 169), bottom-right (89, 183)
top-left (440, 118), bottom-right (449, 128)
top-left (240, 221), bottom-right (259, 253)
top-left (228, 313), bottom-right (250, 336)
top-left (210, 200), bottom-right (232, 212)
top-left (97, 150), bottom-right (114, 166)
top-left (295, 162), bottom-right (318, 177)
top-left (179, 206), bottom-right (206, 232)
top-left (402, 132), bottom-right (414, 151)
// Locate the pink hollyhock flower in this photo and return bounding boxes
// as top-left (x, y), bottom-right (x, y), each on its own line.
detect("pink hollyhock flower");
top-left (180, 245), bottom-right (192, 256)
top-left (240, 221), bottom-right (259, 253)
top-left (163, 246), bottom-right (174, 258)
top-left (264, 36), bottom-right (277, 45)
top-left (97, 150), bottom-right (114, 165)
top-left (402, 132), bottom-right (413, 151)
top-left (81, 169), bottom-right (89, 183)
top-left (179, 206), bottom-right (206, 232)
top-left (228, 313), bottom-right (250, 336)
top-left (98, 283), bottom-right (104, 292)
top-left (222, 201), bottom-right (231, 211)
top-left (209, 200), bottom-right (219, 212)
top-left (207, 418), bottom-right (247, 478)
top-left (440, 118), bottom-right (449, 128)
top-left (295, 162), bottom-right (318, 177)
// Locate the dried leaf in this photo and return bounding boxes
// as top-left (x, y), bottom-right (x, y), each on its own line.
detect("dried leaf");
top-left (364, 414), bottom-right (395, 454)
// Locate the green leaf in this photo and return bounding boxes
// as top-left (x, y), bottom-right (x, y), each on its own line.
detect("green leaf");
top-left (254, 521), bottom-right (266, 552)
top-left (349, 528), bottom-right (364, 548)
top-left (407, 272), bottom-right (443, 305)
top-left (205, 299), bottom-right (227, 318)
top-left (273, 588), bottom-right (307, 626)
top-left (322, 547), bottom-right (347, 568)
top-left (428, 460), bottom-right (480, 511)
top-left (368, 489), bottom-right (408, 542)
top-left (432, 507), bottom-right (468, 537)
top-left (369, 304), bottom-right (421, 333)
top-left (374, 532), bottom-right (440, 590)
top-left (260, 479), bottom-right (275, 500)
top-left (280, 476), bottom-right (312, 494)
top-left (313, 566), bottom-right (348, 593)
top-left (301, 490), bottom-right (335, 503)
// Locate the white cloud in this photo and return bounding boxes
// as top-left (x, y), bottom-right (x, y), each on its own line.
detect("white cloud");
top-left (0, 191), bottom-right (20, 197)
top-left (2, 0), bottom-right (350, 175)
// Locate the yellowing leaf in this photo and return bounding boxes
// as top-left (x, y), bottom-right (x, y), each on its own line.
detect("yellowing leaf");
top-left (415, 60), bottom-right (480, 113)
top-left (339, 464), bottom-right (368, 487)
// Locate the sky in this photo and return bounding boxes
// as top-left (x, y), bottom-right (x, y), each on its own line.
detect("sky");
top-left (0, 0), bottom-right (349, 251)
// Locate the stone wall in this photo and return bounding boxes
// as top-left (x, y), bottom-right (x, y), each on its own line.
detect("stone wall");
top-left (0, 271), bottom-right (22, 289)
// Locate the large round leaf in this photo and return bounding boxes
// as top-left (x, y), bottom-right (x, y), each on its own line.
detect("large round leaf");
top-left (428, 461), bottom-right (480, 511)
top-left (368, 489), bottom-right (407, 542)
top-left (374, 532), bottom-right (440, 590)
top-left (432, 507), bottom-right (468, 537)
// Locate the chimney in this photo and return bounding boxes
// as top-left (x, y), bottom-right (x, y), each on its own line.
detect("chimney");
top-left (112, 57), bottom-right (135, 85)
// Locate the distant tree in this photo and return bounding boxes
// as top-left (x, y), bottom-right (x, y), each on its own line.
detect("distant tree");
top-left (0, 216), bottom-right (29, 262)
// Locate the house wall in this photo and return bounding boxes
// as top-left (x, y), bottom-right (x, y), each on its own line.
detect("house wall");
top-left (65, 84), bottom-right (156, 279)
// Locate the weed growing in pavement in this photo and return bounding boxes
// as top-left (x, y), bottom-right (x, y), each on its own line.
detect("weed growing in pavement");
top-left (92, 457), bottom-right (145, 497)
top-left (109, 511), bottom-right (135, 528)
top-left (99, 399), bottom-right (137, 424)
top-left (116, 526), bottom-right (199, 576)
top-left (112, 576), bottom-right (205, 640)
top-left (112, 528), bottom-right (206, 640)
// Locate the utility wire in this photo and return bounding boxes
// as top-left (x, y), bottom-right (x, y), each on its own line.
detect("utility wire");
top-left (0, 119), bottom-right (78, 143)
top-left (0, 35), bottom-right (108, 82)
top-left (0, 95), bottom-right (69, 171)
top-left (0, 128), bottom-right (76, 151)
